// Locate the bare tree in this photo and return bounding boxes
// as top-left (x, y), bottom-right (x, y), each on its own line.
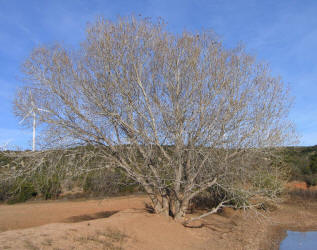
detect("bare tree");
top-left (13, 16), bottom-right (295, 219)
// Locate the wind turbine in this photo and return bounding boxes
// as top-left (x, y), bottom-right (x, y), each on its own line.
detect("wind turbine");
top-left (19, 99), bottom-right (50, 152)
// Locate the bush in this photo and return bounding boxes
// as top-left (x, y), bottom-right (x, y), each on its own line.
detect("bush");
top-left (288, 188), bottom-right (317, 200)
top-left (304, 175), bottom-right (317, 187)
top-left (191, 186), bottom-right (227, 211)
top-left (7, 180), bottom-right (37, 204)
top-left (302, 165), bottom-right (312, 175)
top-left (190, 186), bottom-right (250, 211)
top-left (310, 153), bottom-right (317, 174)
top-left (280, 147), bottom-right (317, 186)
top-left (0, 173), bottom-right (62, 203)
top-left (35, 174), bottom-right (62, 199)
top-left (0, 180), bottom-right (14, 201)
top-left (83, 169), bottom-right (139, 195)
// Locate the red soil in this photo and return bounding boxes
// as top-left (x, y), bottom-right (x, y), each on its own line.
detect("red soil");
top-left (285, 181), bottom-right (308, 190)
top-left (286, 181), bottom-right (317, 190)
top-left (0, 195), bottom-right (146, 232)
top-left (0, 194), bottom-right (316, 250)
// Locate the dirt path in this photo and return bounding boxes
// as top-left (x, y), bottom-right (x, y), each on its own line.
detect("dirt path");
top-left (0, 196), bottom-right (316, 250)
top-left (0, 195), bottom-right (147, 232)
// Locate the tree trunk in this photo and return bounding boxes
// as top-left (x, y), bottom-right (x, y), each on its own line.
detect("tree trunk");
top-left (151, 193), bottom-right (190, 220)
top-left (173, 199), bottom-right (189, 221)
top-left (153, 195), bottom-right (169, 216)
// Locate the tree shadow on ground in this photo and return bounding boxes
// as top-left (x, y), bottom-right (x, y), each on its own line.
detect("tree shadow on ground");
top-left (63, 210), bottom-right (119, 223)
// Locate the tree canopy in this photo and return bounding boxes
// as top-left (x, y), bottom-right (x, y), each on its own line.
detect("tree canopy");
top-left (13, 16), bottom-right (295, 219)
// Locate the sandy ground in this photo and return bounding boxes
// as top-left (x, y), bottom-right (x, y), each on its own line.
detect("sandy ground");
top-left (0, 195), bottom-right (316, 250)
top-left (0, 195), bottom-right (146, 232)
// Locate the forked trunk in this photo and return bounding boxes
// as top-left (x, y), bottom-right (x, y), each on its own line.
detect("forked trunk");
top-left (152, 195), bottom-right (189, 220)
top-left (173, 199), bottom-right (189, 221)
top-left (153, 196), bottom-right (170, 216)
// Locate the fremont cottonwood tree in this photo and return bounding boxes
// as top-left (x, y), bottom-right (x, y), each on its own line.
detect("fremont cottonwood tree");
top-left (13, 16), bottom-right (294, 219)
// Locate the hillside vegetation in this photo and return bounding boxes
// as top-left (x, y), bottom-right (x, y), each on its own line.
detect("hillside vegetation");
top-left (0, 148), bottom-right (139, 204)
top-left (1, 145), bottom-right (316, 204)
top-left (281, 145), bottom-right (317, 186)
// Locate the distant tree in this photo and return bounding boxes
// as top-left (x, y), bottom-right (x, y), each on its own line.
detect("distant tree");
top-left (13, 16), bottom-right (295, 220)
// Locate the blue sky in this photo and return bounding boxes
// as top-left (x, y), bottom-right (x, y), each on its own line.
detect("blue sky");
top-left (0, 0), bottom-right (316, 149)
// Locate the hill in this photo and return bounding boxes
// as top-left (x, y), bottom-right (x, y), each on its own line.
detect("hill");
top-left (281, 145), bottom-right (317, 186)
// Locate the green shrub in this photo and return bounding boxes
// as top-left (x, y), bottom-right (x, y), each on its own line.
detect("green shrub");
top-left (1, 172), bottom-right (62, 203)
top-left (0, 180), bottom-right (13, 201)
top-left (36, 174), bottom-right (61, 199)
top-left (310, 154), bottom-right (317, 174)
top-left (280, 147), bottom-right (317, 185)
top-left (304, 175), bottom-right (317, 187)
top-left (83, 169), bottom-right (139, 195)
top-left (7, 181), bottom-right (37, 204)
top-left (301, 165), bottom-right (312, 175)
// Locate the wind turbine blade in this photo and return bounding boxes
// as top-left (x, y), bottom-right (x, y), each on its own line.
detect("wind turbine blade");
top-left (19, 109), bottom-right (33, 124)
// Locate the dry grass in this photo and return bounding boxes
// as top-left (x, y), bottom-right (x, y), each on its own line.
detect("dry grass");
top-left (41, 238), bottom-right (53, 246)
top-left (74, 228), bottom-right (128, 250)
top-left (24, 240), bottom-right (40, 250)
top-left (288, 188), bottom-right (317, 200)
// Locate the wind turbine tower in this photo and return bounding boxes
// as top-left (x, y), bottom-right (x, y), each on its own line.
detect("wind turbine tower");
top-left (19, 99), bottom-right (49, 151)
